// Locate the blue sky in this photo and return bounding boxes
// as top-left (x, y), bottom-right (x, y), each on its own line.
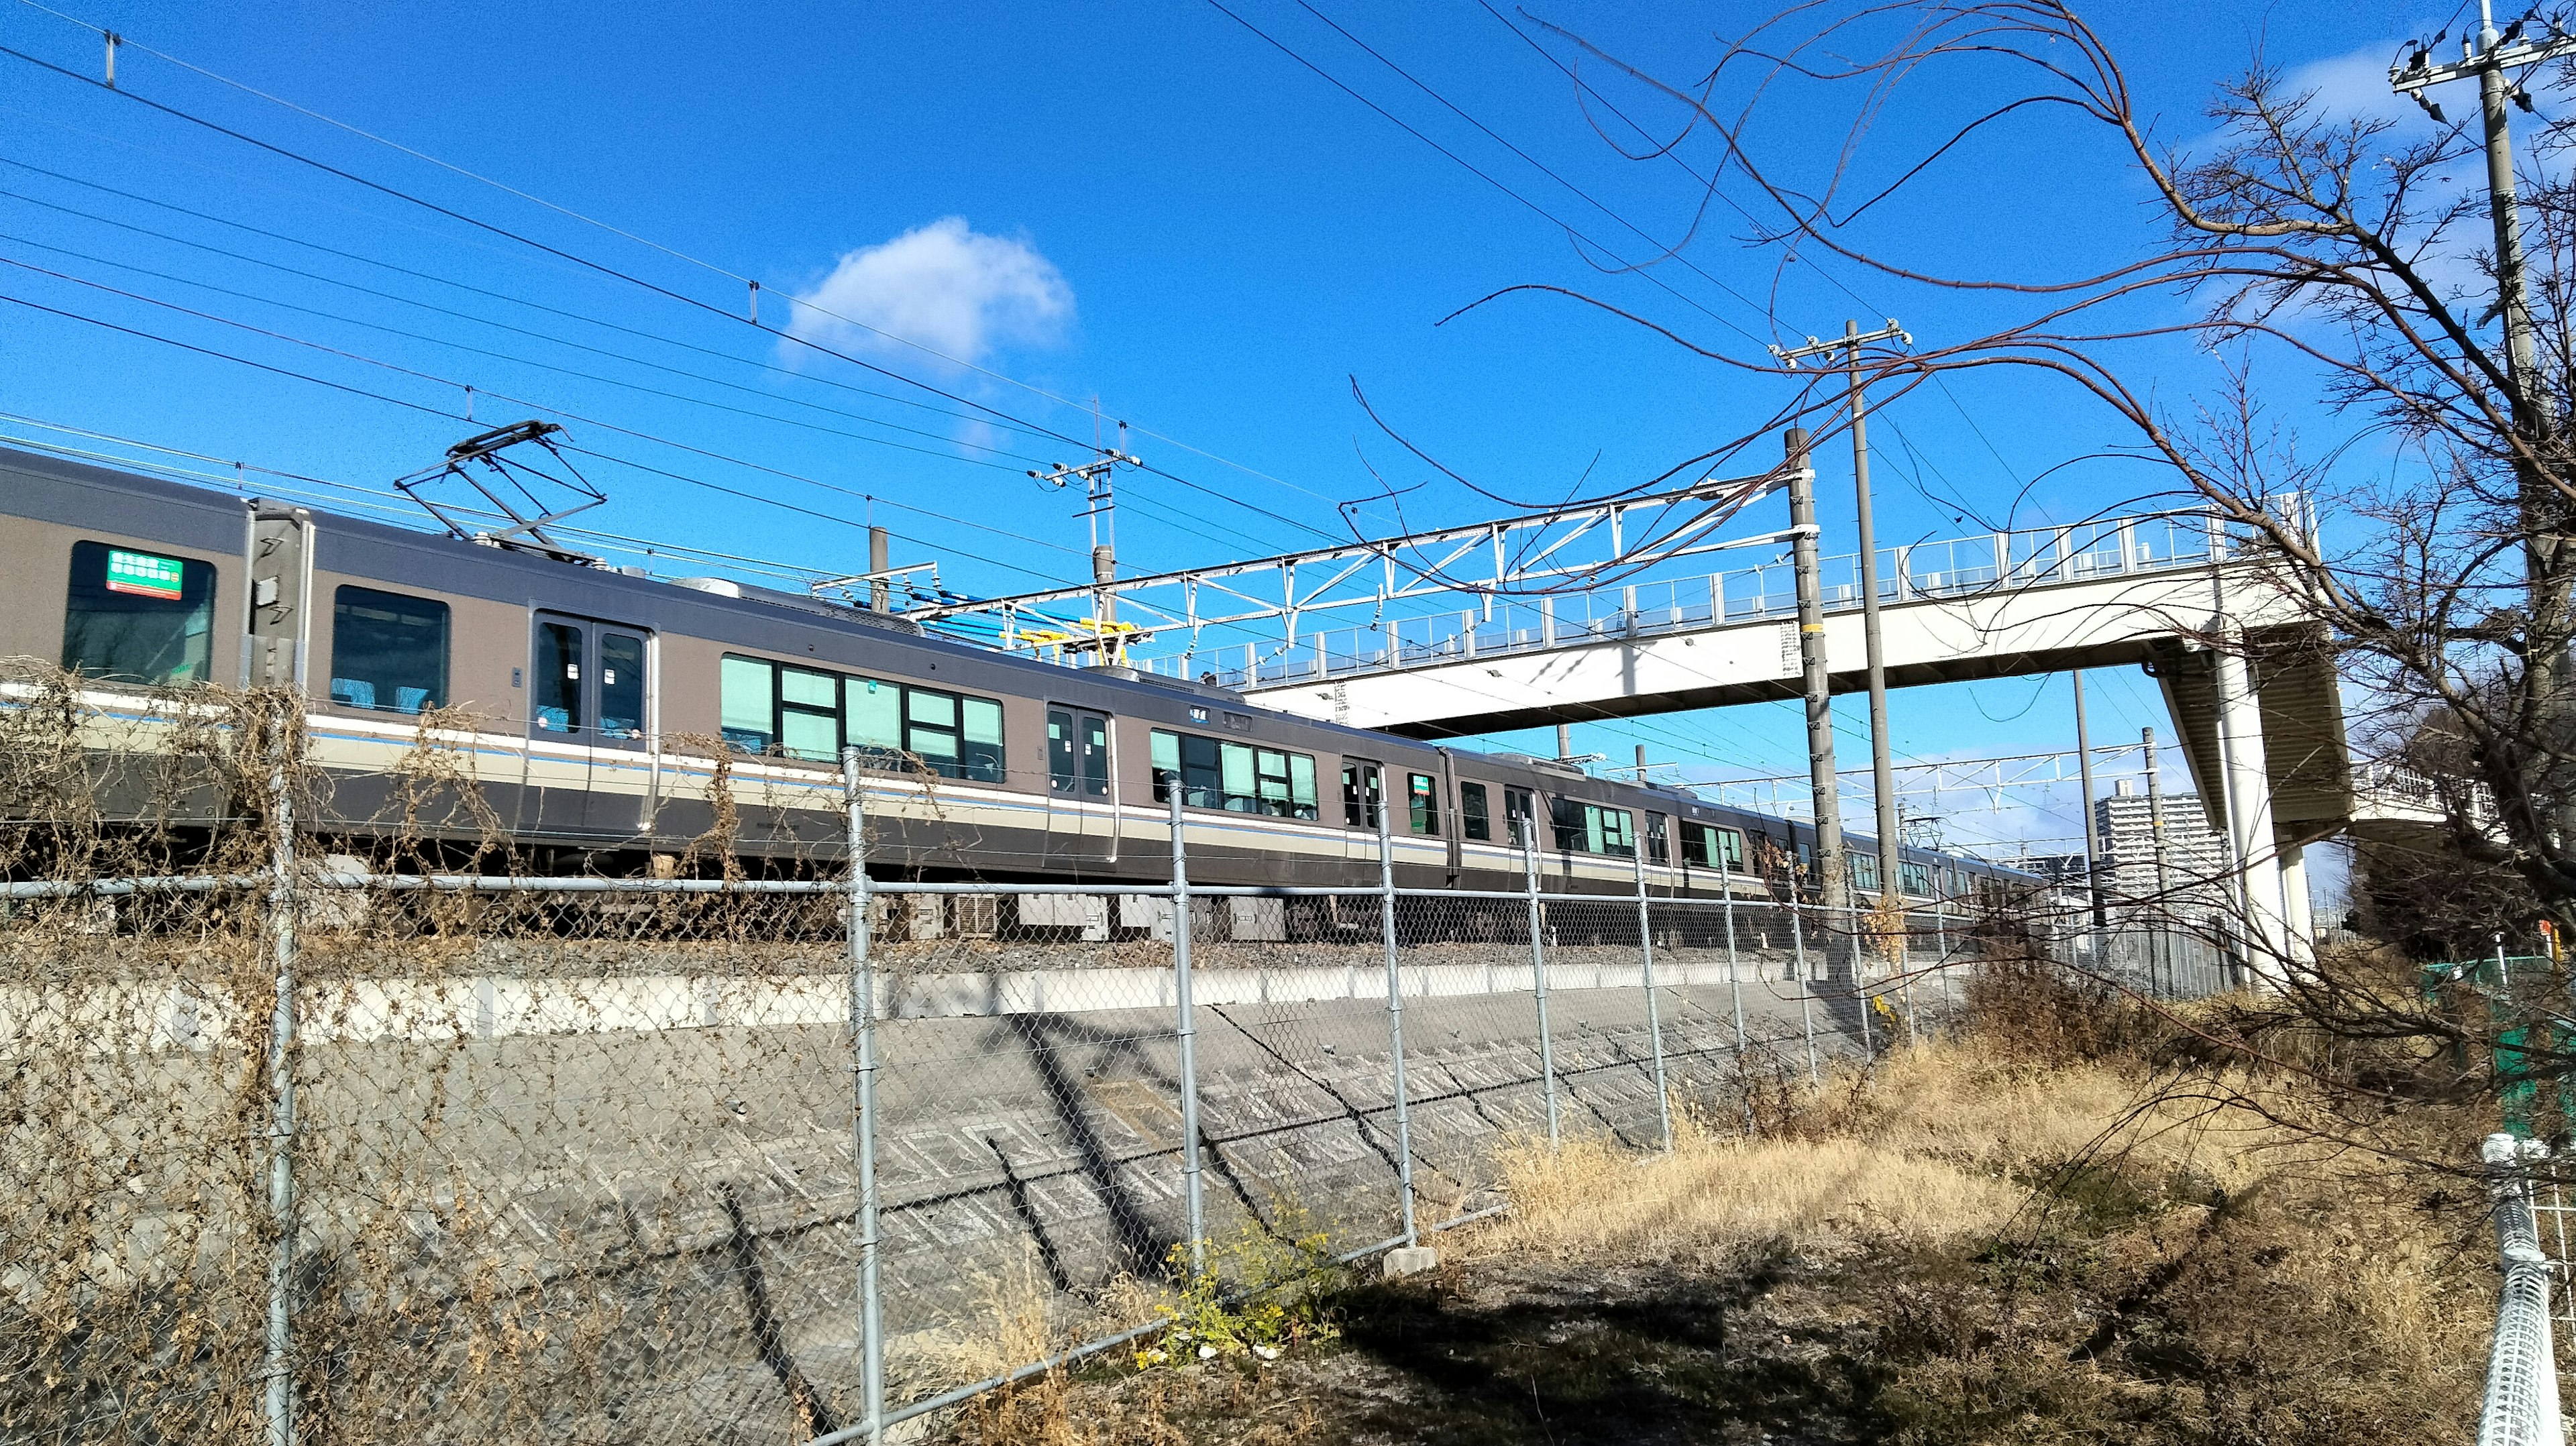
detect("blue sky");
top-left (0, 0), bottom-right (2457, 873)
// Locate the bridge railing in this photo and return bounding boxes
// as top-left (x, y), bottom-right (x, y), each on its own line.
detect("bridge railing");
top-left (1146, 502), bottom-right (2273, 691)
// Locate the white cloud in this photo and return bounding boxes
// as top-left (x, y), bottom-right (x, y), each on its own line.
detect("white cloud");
top-left (2280, 45), bottom-right (2418, 128)
top-left (784, 217), bottom-right (1073, 366)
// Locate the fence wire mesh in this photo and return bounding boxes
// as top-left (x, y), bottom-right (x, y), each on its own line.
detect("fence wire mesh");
top-left (3, 673), bottom-right (2104, 1443)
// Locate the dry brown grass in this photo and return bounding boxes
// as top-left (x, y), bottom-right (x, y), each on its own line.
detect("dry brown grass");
top-left (1480, 1042), bottom-right (2275, 1268)
top-left (938, 972), bottom-right (2491, 1445)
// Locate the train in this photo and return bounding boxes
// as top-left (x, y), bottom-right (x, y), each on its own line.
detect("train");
top-left (0, 441), bottom-right (2035, 919)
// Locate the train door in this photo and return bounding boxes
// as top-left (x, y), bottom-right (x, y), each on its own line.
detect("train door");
top-left (1340, 757), bottom-right (1384, 872)
top-left (1045, 705), bottom-right (1114, 865)
top-left (528, 612), bottom-right (653, 837)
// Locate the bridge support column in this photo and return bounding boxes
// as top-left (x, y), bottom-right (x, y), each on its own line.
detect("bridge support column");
top-left (2277, 842), bottom-right (2314, 968)
top-left (2214, 645), bottom-right (2290, 985)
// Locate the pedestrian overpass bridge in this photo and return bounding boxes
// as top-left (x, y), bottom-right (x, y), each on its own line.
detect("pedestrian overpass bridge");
top-left (1193, 506), bottom-right (2363, 964)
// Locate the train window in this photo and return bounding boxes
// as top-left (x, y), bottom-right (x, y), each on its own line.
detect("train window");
top-left (1719, 828), bottom-right (1746, 873)
top-left (1504, 787), bottom-right (1534, 847)
top-left (1341, 760), bottom-right (1382, 829)
top-left (848, 678), bottom-right (902, 755)
top-left (720, 653), bottom-right (1002, 781)
top-left (1550, 795), bottom-right (1585, 852)
top-left (1853, 854), bottom-right (1880, 893)
top-left (1460, 783), bottom-right (1491, 842)
top-left (1596, 807), bottom-right (1634, 858)
top-left (61, 541), bottom-right (217, 686)
top-left (1646, 812), bottom-right (1669, 865)
top-left (721, 657), bottom-right (777, 753)
top-left (1049, 709), bottom-right (1077, 792)
top-left (1797, 841), bottom-right (1814, 877)
top-left (1681, 822), bottom-right (1713, 867)
top-left (1289, 755), bottom-right (1317, 818)
top-left (1547, 798), bottom-right (1632, 856)
top-left (328, 586), bottom-right (448, 713)
top-left (1222, 741), bottom-right (1258, 809)
top-left (1150, 728), bottom-right (1314, 816)
top-left (533, 622), bottom-right (584, 733)
top-left (1900, 860), bottom-right (1931, 895)
top-left (1407, 773), bottom-right (1440, 836)
top-left (905, 688), bottom-right (960, 773)
top-left (969, 699), bottom-right (1010, 785)
top-left (779, 665), bottom-right (840, 761)
top-left (598, 631), bottom-right (647, 739)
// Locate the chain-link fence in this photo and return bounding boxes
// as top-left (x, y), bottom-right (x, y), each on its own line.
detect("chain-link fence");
top-left (4, 684), bottom-right (2049, 1444)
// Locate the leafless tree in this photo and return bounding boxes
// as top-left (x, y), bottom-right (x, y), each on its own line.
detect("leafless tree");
top-left (1474, 1), bottom-right (2576, 1128)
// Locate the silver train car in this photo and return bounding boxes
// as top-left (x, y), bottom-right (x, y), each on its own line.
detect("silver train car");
top-left (0, 445), bottom-right (2033, 909)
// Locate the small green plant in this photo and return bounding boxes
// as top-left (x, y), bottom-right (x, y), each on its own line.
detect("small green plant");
top-left (1134, 1207), bottom-right (1342, 1368)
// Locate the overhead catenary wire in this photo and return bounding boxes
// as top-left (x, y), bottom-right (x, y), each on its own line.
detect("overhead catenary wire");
top-left (0, 155), bottom-right (1080, 448)
top-left (4, 1), bottom-right (1364, 518)
top-left (0, 233), bottom-right (1057, 471)
top-left (0, 286), bottom-right (1097, 587)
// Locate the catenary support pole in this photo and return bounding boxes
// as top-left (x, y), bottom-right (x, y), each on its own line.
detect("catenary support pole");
top-left (2143, 726), bottom-right (2176, 998)
top-left (1633, 842), bottom-right (1673, 1152)
top-left (1841, 321), bottom-right (1905, 971)
top-left (839, 749), bottom-right (885, 1446)
top-left (1522, 828), bottom-right (1559, 1150)
top-left (1168, 788), bottom-right (1207, 1270)
top-left (1784, 427), bottom-right (1850, 917)
top-left (1377, 801), bottom-right (1418, 1245)
top-left (262, 702), bottom-right (300, 1446)
top-left (2073, 671), bottom-right (2105, 961)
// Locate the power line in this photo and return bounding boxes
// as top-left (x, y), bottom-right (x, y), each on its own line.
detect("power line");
top-left (0, 284), bottom-right (1096, 584)
top-left (1293, 0), bottom-right (1776, 345)
top-left (1201, 0), bottom-right (1766, 350)
top-left (0, 231), bottom-right (1053, 471)
top-left (0, 155), bottom-right (1077, 447)
top-left (7, 0), bottom-right (1358, 517)
top-left (0, 36), bottom-right (1104, 451)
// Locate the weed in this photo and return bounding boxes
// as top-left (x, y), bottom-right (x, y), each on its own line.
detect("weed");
top-left (1135, 1209), bottom-right (1342, 1368)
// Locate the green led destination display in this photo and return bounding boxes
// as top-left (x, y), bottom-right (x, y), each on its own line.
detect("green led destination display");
top-left (104, 548), bottom-right (186, 601)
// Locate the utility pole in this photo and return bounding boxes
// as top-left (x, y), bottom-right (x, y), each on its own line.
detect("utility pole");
top-left (1783, 427), bottom-right (1849, 915)
top-left (867, 525), bottom-right (890, 613)
top-left (1776, 320), bottom-right (1910, 925)
top-left (2072, 671), bottom-right (2104, 936)
top-left (1028, 422), bottom-right (1140, 652)
top-left (2393, 4), bottom-right (2576, 821)
top-left (2144, 726), bottom-right (2176, 994)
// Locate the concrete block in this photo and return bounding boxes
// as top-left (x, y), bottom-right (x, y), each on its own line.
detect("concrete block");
top-left (1380, 1245), bottom-right (1439, 1278)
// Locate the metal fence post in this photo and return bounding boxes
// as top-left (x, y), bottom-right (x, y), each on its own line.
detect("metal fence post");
top-left (262, 702), bottom-right (299, 1446)
top-left (1723, 873), bottom-right (1746, 1057)
top-left (838, 749), bottom-right (885, 1446)
top-left (1900, 913), bottom-right (1920, 1041)
top-left (1376, 802), bottom-right (1417, 1246)
top-left (1521, 828), bottom-right (1559, 1150)
top-left (1167, 787), bottom-right (1208, 1272)
top-left (1633, 845), bottom-right (1673, 1152)
top-left (1937, 905), bottom-right (1956, 1025)
top-left (1851, 906), bottom-right (1876, 1057)
top-left (1790, 898), bottom-right (1819, 1085)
